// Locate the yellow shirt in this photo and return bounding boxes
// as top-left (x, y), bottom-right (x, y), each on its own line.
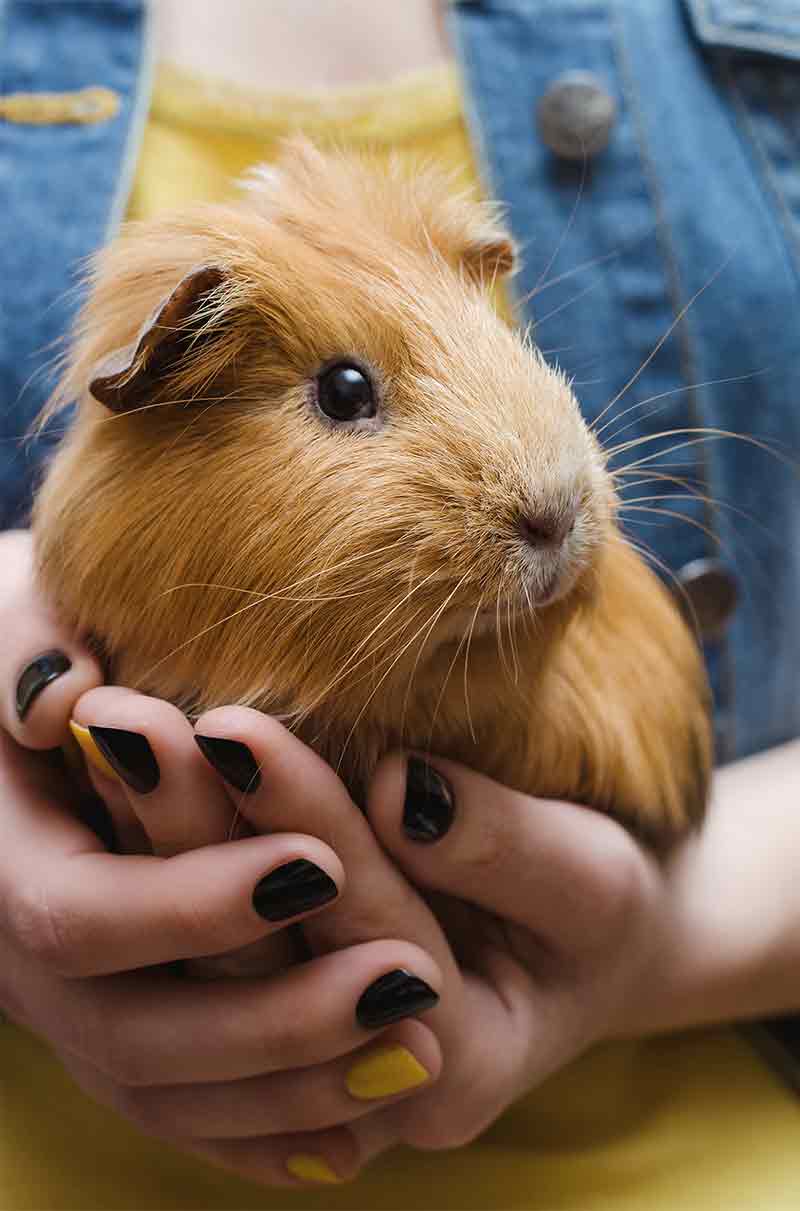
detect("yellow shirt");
top-left (3, 61), bottom-right (798, 1211)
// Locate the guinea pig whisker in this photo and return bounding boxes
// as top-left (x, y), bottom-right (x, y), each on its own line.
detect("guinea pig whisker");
top-left (335, 572), bottom-right (473, 778)
top-left (613, 468), bottom-right (785, 552)
top-left (531, 278), bottom-right (605, 331)
top-left (593, 370), bottom-right (769, 445)
top-left (519, 223), bottom-right (657, 310)
top-left (139, 546), bottom-right (411, 684)
top-left (618, 503), bottom-right (774, 598)
top-left (606, 428), bottom-right (793, 473)
top-left (620, 505), bottom-right (722, 547)
top-left (294, 566), bottom-right (446, 722)
top-left (507, 590), bottom-right (521, 685)
top-left (610, 533), bottom-right (701, 634)
top-left (463, 598), bottom-right (484, 744)
top-left (590, 256), bottom-right (734, 434)
top-left (618, 491), bottom-right (781, 546)
top-left (527, 152), bottom-right (588, 303)
top-left (423, 594), bottom-right (485, 753)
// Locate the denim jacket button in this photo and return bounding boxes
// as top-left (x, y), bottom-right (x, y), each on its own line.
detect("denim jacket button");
top-left (675, 558), bottom-right (740, 641)
top-left (536, 72), bottom-right (616, 160)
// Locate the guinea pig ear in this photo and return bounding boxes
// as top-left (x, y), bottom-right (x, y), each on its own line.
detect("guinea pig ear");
top-left (89, 265), bottom-right (227, 413)
top-left (461, 227), bottom-right (517, 287)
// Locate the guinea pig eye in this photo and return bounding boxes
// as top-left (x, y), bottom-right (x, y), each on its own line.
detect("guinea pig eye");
top-left (316, 362), bottom-right (376, 422)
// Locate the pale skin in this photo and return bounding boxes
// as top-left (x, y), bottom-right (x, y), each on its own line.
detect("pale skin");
top-left (2, 527), bottom-right (800, 1186)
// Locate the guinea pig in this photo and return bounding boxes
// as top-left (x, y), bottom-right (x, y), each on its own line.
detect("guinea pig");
top-left (32, 136), bottom-right (712, 848)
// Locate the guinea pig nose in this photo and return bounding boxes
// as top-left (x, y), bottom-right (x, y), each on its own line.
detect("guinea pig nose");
top-left (518, 505), bottom-right (577, 550)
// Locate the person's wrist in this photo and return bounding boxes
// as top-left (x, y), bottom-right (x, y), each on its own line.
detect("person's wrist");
top-left (608, 742), bottom-right (800, 1038)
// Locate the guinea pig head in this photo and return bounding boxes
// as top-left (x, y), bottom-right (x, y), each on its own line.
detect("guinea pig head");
top-left (33, 139), bottom-right (616, 732)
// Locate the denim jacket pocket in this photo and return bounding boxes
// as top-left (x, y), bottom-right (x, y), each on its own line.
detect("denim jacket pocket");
top-left (684, 0), bottom-right (800, 61)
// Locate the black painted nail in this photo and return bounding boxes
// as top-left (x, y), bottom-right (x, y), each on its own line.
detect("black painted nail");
top-left (356, 969), bottom-right (439, 1030)
top-left (16, 651), bottom-right (72, 721)
top-left (252, 859), bottom-right (338, 922)
top-left (403, 756), bottom-right (454, 843)
top-left (194, 734), bottom-right (261, 793)
top-left (87, 726), bottom-right (160, 795)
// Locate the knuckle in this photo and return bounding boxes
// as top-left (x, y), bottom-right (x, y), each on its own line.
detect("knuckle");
top-left (96, 1019), bottom-right (153, 1087)
top-left (114, 1085), bottom-right (183, 1137)
top-left (7, 878), bottom-right (89, 977)
top-left (404, 1107), bottom-right (487, 1151)
top-left (460, 816), bottom-right (505, 877)
top-left (585, 830), bottom-right (650, 941)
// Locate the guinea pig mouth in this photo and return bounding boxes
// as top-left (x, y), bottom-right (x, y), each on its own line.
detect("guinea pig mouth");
top-left (440, 564), bottom-right (574, 642)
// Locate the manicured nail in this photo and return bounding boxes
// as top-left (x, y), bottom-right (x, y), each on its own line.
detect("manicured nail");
top-left (403, 756), bottom-right (454, 843)
top-left (346, 1044), bottom-right (430, 1100)
top-left (286, 1154), bottom-right (342, 1185)
top-left (87, 726), bottom-right (160, 794)
top-left (356, 969), bottom-right (439, 1030)
top-left (252, 859), bottom-right (338, 922)
top-left (16, 650), bottom-right (71, 721)
top-left (194, 734), bottom-right (261, 793)
top-left (68, 721), bottom-right (121, 782)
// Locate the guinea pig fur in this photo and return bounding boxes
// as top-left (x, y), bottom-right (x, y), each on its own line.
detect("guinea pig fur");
top-left (33, 137), bottom-right (712, 846)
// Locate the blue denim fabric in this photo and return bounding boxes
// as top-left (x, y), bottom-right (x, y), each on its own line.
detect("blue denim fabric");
top-left (451, 0), bottom-right (800, 761)
top-left (1, 0), bottom-right (798, 765)
top-left (0, 0), bottom-right (151, 530)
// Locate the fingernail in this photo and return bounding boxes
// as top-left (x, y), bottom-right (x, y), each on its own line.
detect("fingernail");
top-left (87, 726), bottom-right (160, 794)
top-left (16, 651), bottom-right (71, 721)
top-left (356, 969), bottom-right (439, 1030)
top-left (346, 1044), bottom-right (430, 1100)
top-left (194, 734), bottom-right (261, 793)
top-left (68, 721), bottom-right (121, 782)
top-left (252, 859), bottom-right (338, 921)
top-left (286, 1154), bottom-right (342, 1185)
top-left (403, 756), bottom-right (454, 843)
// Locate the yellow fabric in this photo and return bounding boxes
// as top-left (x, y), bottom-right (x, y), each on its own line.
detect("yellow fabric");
top-left (126, 61), bottom-right (478, 220)
top-left (4, 60), bottom-right (797, 1211)
top-left (3, 1023), bottom-right (800, 1209)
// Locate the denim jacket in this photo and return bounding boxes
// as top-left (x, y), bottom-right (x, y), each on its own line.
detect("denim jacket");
top-left (1, 0), bottom-right (798, 765)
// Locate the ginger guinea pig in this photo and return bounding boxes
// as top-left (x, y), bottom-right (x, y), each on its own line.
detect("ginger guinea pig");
top-left (33, 137), bottom-right (711, 846)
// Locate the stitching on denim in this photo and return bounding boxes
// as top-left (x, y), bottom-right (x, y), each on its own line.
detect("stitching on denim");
top-left (720, 56), bottom-right (800, 281)
top-left (610, 2), bottom-right (715, 538)
top-left (611, 2), bottom-right (736, 754)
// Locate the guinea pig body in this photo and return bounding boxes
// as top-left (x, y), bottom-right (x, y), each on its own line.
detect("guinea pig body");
top-left (33, 138), bottom-right (711, 844)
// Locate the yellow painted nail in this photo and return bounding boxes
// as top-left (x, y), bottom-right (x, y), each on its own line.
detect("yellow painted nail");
top-left (345, 1044), bottom-right (430, 1101)
top-left (68, 721), bottom-right (120, 782)
top-left (286, 1154), bottom-right (342, 1185)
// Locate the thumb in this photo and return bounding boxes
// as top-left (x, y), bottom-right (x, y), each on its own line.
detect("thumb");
top-left (0, 530), bottom-right (103, 749)
top-left (366, 752), bottom-right (649, 951)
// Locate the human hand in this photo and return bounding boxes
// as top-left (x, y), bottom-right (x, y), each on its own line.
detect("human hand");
top-left (0, 532), bottom-right (443, 1187)
top-left (68, 697), bottom-right (670, 1183)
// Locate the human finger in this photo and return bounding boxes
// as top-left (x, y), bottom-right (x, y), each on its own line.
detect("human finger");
top-left (192, 708), bottom-right (462, 986)
top-left (43, 940), bottom-right (442, 1086)
top-left (367, 752), bottom-right (653, 952)
top-left (0, 529), bottom-right (103, 749)
top-left (81, 1020), bottom-right (440, 1140)
top-left (2, 758), bottom-right (344, 977)
top-left (71, 686), bottom-right (237, 855)
top-left (58, 1048), bottom-right (363, 1187)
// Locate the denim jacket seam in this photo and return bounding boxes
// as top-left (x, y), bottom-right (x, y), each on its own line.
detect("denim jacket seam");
top-left (610, 3), bottom-right (714, 526)
top-left (719, 56), bottom-right (800, 287)
top-left (612, 1), bottom-right (738, 755)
